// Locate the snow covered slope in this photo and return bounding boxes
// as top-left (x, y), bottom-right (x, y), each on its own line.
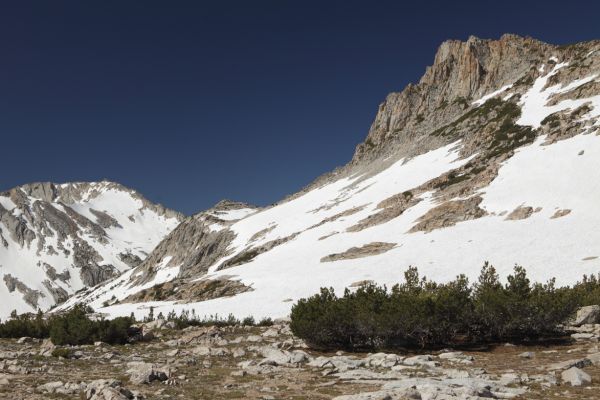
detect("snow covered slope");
top-left (0, 181), bottom-right (182, 317)
top-left (62, 35), bottom-right (600, 320)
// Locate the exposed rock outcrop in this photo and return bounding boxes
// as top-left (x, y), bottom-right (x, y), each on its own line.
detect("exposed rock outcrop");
top-left (321, 242), bottom-right (396, 262)
top-left (352, 35), bottom-right (553, 164)
top-left (410, 196), bottom-right (487, 233)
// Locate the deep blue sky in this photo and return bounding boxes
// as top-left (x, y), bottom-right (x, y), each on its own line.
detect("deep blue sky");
top-left (1, 1), bottom-right (598, 214)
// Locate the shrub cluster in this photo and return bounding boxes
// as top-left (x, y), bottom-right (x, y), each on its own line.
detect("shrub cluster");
top-left (0, 310), bottom-right (49, 339)
top-left (290, 263), bottom-right (596, 350)
top-left (148, 309), bottom-right (274, 330)
top-left (0, 305), bottom-right (135, 345)
top-left (0, 305), bottom-right (276, 345)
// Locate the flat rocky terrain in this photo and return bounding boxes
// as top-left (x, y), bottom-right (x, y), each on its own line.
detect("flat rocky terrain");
top-left (2, 319), bottom-right (600, 399)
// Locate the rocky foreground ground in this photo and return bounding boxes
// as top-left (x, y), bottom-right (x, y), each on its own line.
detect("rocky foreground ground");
top-left (2, 318), bottom-right (600, 399)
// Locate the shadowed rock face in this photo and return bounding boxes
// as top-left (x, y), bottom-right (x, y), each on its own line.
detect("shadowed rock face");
top-left (0, 181), bottom-right (183, 316)
top-left (3, 274), bottom-right (43, 309)
top-left (129, 200), bottom-right (259, 286)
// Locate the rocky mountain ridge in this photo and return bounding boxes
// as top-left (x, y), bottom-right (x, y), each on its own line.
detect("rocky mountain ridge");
top-left (8, 316), bottom-right (600, 399)
top-left (353, 34), bottom-right (564, 163)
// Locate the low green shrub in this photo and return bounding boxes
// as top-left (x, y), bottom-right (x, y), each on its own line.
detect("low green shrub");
top-left (160, 309), bottom-right (274, 329)
top-left (257, 317), bottom-right (274, 327)
top-left (290, 263), bottom-right (595, 351)
top-left (51, 348), bottom-right (72, 358)
top-left (0, 305), bottom-right (135, 345)
top-left (0, 310), bottom-right (48, 339)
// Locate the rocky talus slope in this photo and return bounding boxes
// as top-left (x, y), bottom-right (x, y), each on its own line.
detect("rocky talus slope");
top-left (63, 34), bottom-right (600, 321)
top-left (5, 312), bottom-right (600, 399)
top-left (0, 181), bottom-right (183, 317)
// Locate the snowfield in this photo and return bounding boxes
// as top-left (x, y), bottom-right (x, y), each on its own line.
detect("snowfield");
top-left (59, 60), bottom-right (600, 321)
top-left (70, 134), bottom-right (600, 321)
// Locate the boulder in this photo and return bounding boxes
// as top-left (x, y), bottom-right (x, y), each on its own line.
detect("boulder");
top-left (192, 346), bottom-right (229, 357)
top-left (571, 332), bottom-right (596, 341)
top-left (232, 348), bottom-right (246, 358)
top-left (126, 362), bottom-right (170, 385)
top-left (89, 386), bottom-right (132, 400)
top-left (307, 355), bottom-right (365, 371)
top-left (259, 346), bottom-right (292, 366)
top-left (38, 338), bottom-right (56, 356)
top-left (141, 329), bottom-right (155, 341)
top-left (561, 367), bottom-right (592, 386)
top-left (587, 352), bottom-right (600, 365)
top-left (403, 355), bottom-right (439, 368)
top-left (37, 381), bottom-right (65, 393)
top-left (262, 328), bottom-right (279, 337)
top-left (289, 350), bottom-right (310, 364)
top-left (573, 305), bottom-right (600, 326)
top-left (258, 346), bottom-right (310, 366)
top-left (438, 351), bottom-right (474, 364)
top-left (245, 335), bottom-right (263, 342)
top-left (37, 381), bottom-right (86, 395)
top-left (85, 379), bottom-right (135, 400)
top-left (547, 357), bottom-right (592, 371)
top-left (366, 352), bottom-right (403, 368)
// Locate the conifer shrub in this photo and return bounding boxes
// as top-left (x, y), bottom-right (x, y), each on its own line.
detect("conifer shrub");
top-left (257, 317), bottom-right (274, 327)
top-left (0, 305), bottom-right (135, 345)
top-left (290, 263), bottom-right (591, 351)
top-left (0, 310), bottom-right (49, 339)
top-left (159, 309), bottom-right (274, 329)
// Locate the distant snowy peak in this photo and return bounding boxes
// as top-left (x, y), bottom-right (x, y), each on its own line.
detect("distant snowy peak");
top-left (0, 181), bottom-right (183, 317)
top-left (63, 35), bottom-right (600, 321)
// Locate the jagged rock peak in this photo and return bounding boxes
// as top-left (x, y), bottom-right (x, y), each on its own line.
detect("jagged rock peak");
top-left (3, 180), bottom-right (184, 221)
top-left (351, 34), bottom-right (597, 164)
top-left (211, 199), bottom-right (259, 212)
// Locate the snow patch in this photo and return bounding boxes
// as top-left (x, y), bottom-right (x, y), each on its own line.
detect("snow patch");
top-left (517, 63), bottom-right (600, 128)
top-left (472, 84), bottom-right (513, 106)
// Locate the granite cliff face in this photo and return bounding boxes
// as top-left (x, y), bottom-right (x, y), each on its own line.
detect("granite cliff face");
top-left (353, 34), bottom-right (573, 163)
top-left (131, 200), bottom-right (258, 284)
top-left (0, 181), bottom-right (183, 316)
top-left (63, 35), bottom-right (600, 321)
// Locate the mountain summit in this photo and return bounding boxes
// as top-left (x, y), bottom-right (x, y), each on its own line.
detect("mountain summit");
top-left (0, 181), bottom-right (183, 317)
top-left (63, 34), bottom-right (600, 320)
